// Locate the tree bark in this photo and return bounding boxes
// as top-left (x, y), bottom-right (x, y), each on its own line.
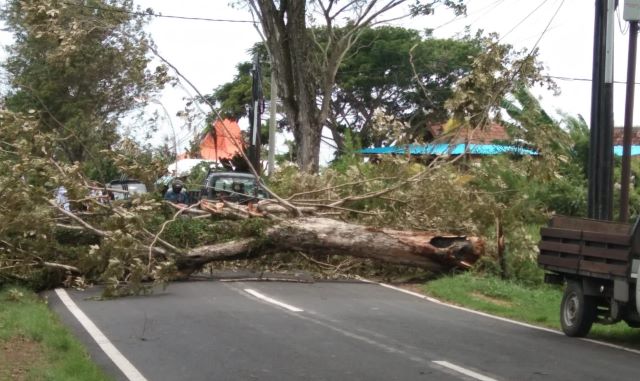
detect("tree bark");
top-left (251, 1), bottom-right (377, 172)
top-left (176, 217), bottom-right (483, 275)
top-left (176, 238), bottom-right (257, 276)
top-left (293, 115), bottom-right (322, 173)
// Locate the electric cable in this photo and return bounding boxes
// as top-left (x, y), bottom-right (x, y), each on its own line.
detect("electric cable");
top-left (464, 0), bottom-right (508, 30)
top-left (498, 0), bottom-right (551, 43)
top-left (60, 1), bottom-right (256, 23)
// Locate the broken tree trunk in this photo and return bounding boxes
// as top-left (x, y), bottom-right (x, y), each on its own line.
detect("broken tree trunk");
top-left (176, 217), bottom-right (484, 275)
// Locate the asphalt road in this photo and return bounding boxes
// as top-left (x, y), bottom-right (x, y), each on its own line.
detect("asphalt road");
top-left (47, 279), bottom-right (640, 381)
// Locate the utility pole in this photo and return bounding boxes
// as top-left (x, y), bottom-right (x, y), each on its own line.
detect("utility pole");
top-left (248, 53), bottom-right (263, 174)
top-left (620, 0), bottom-right (640, 221)
top-left (268, 67), bottom-right (277, 176)
top-left (588, 0), bottom-right (616, 220)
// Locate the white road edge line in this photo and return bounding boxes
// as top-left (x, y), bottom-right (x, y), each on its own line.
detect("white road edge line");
top-left (362, 279), bottom-right (640, 356)
top-left (433, 361), bottom-right (498, 381)
top-left (54, 289), bottom-right (148, 381)
top-left (244, 288), bottom-right (304, 312)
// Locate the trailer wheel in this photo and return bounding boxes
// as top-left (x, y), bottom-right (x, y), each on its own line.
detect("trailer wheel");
top-left (561, 281), bottom-right (596, 337)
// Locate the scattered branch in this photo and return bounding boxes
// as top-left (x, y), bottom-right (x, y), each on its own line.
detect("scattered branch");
top-left (47, 200), bottom-right (109, 237)
top-left (286, 176), bottom-right (396, 200)
top-left (42, 261), bottom-right (81, 273)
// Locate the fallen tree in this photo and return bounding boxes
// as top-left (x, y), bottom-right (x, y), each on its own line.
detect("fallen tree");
top-left (1, 23), bottom-right (491, 293)
top-left (175, 216), bottom-right (484, 276)
top-left (48, 198), bottom-right (485, 282)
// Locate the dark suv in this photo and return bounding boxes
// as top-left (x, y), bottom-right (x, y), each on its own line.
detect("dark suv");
top-left (201, 171), bottom-right (268, 204)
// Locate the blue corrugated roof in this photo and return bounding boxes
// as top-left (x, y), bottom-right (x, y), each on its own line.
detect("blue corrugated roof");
top-left (360, 144), bottom-right (539, 156)
top-left (361, 144), bottom-right (640, 157)
top-left (613, 145), bottom-right (640, 156)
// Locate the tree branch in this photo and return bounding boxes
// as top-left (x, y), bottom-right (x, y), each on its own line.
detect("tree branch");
top-left (286, 176), bottom-right (397, 200)
top-left (47, 200), bottom-right (109, 237)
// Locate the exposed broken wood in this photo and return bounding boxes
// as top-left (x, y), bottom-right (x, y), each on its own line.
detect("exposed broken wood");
top-left (165, 201), bottom-right (209, 215)
top-left (201, 200), bottom-right (250, 219)
top-left (256, 201), bottom-right (317, 215)
top-left (55, 224), bottom-right (87, 231)
top-left (42, 261), bottom-right (80, 273)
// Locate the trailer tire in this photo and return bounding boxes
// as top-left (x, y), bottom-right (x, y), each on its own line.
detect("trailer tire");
top-left (561, 281), bottom-right (596, 337)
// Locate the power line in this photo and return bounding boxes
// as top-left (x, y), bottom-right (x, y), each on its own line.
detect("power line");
top-left (61, 1), bottom-right (256, 23)
top-left (465, 0), bottom-right (508, 29)
top-left (432, 0), bottom-right (488, 31)
top-left (529, 0), bottom-right (565, 53)
top-left (498, 0), bottom-right (551, 43)
top-left (549, 75), bottom-right (640, 85)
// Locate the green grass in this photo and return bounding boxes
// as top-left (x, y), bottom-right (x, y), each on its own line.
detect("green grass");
top-left (0, 286), bottom-right (112, 381)
top-left (423, 273), bottom-right (640, 346)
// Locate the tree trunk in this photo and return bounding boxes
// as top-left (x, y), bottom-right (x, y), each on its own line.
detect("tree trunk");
top-left (253, 0), bottom-right (349, 173)
top-left (176, 217), bottom-right (484, 275)
top-left (294, 116), bottom-right (322, 173)
top-left (327, 120), bottom-right (346, 153)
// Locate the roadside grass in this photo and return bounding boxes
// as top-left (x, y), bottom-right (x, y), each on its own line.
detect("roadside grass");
top-left (0, 286), bottom-right (112, 381)
top-left (422, 273), bottom-right (640, 347)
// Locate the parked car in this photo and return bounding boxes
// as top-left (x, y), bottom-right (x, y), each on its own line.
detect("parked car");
top-left (107, 179), bottom-right (148, 200)
top-left (201, 171), bottom-right (267, 204)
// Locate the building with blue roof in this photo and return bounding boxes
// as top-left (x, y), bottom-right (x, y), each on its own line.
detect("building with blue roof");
top-left (360, 124), bottom-right (640, 158)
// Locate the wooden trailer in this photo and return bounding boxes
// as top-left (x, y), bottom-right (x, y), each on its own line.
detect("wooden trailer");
top-left (538, 215), bottom-right (640, 336)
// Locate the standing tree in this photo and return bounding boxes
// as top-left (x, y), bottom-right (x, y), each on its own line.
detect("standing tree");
top-left (2, 0), bottom-right (168, 179)
top-left (246, 0), bottom-right (465, 172)
top-left (330, 27), bottom-right (479, 150)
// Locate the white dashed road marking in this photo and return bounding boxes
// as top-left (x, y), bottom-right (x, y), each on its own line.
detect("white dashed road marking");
top-left (244, 288), bottom-right (304, 312)
top-left (433, 361), bottom-right (498, 381)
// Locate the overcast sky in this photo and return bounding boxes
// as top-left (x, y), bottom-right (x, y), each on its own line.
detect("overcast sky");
top-left (2, 1), bottom-right (637, 161)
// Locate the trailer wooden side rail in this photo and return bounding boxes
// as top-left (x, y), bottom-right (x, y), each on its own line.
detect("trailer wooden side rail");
top-left (538, 216), bottom-right (640, 280)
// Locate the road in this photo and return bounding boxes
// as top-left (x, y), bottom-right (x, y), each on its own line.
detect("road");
top-left (47, 279), bottom-right (640, 381)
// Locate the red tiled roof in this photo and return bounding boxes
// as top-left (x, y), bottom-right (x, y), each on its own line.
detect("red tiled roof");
top-left (427, 122), bottom-right (510, 144)
top-left (200, 119), bottom-right (244, 160)
top-left (613, 127), bottom-right (640, 145)
top-left (177, 119), bottom-right (244, 161)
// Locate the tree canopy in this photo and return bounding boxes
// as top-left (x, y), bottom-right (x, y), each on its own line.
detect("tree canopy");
top-left (330, 26), bottom-right (480, 149)
top-left (0, 0), bottom-right (171, 290)
top-left (2, 0), bottom-right (168, 179)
